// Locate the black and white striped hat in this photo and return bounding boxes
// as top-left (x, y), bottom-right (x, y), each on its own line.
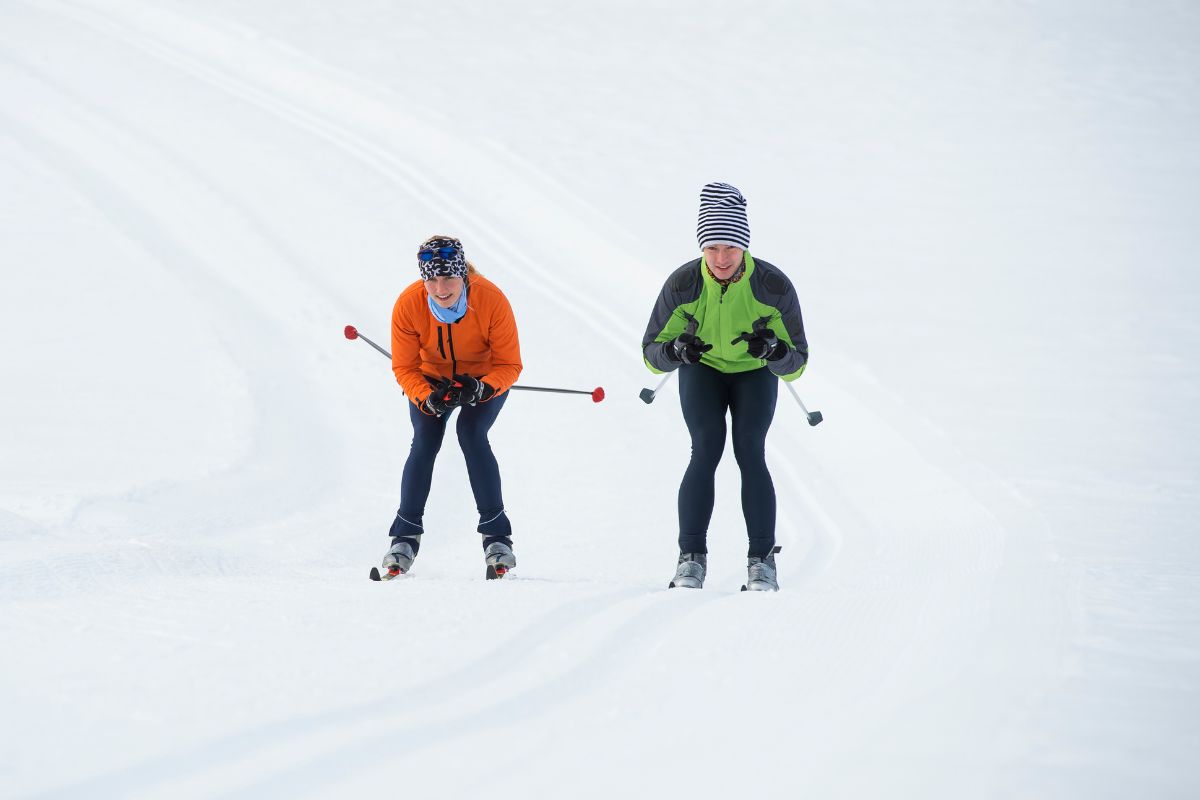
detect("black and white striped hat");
top-left (696, 182), bottom-right (750, 250)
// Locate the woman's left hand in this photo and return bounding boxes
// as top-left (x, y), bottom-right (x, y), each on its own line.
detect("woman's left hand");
top-left (452, 374), bottom-right (496, 406)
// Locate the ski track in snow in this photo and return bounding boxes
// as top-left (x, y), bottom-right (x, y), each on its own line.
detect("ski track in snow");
top-left (29, 584), bottom-right (661, 798)
top-left (0, 42), bottom-right (349, 587)
top-left (0, 1), bottom-right (1086, 797)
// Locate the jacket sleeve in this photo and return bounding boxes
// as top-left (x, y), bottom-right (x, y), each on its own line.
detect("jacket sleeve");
top-left (641, 268), bottom-right (698, 373)
top-left (480, 289), bottom-right (522, 395)
top-left (391, 297), bottom-right (434, 408)
top-left (641, 282), bottom-right (679, 373)
top-left (765, 274), bottom-right (808, 381)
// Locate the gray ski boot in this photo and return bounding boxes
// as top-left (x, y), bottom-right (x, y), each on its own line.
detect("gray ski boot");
top-left (742, 546), bottom-right (781, 592)
top-left (379, 535), bottom-right (420, 579)
top-left (484, 541), bottom-right (516, 579)
top-left (668, 552), bottom-right (707, 589)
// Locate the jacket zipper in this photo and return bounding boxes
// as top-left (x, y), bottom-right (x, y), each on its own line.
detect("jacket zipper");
top-left (436, 327), bottom-right (445, 358)
top-left (718, 284), bottom-right (727, 355)
top-left (446, 324), bottom-right (458, 375)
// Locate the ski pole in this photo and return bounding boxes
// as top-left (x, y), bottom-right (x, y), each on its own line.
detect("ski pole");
top-left (639, 370), bottom-right (675, 404)
top-left (344, 325), bottom-right (391, 359)
top-left (344, 325), bottom-right (604, 402)
top-left (506, 384), bottom-right (605, 401)
top-left (782, 379), bottom-right (823, 426)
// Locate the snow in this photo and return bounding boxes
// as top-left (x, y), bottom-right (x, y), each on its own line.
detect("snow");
top-left (2, 0), bottom-right (1198, 797)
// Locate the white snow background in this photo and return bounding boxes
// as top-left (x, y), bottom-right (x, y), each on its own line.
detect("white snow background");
top-left (1, 1), bottom-right (1198, 797)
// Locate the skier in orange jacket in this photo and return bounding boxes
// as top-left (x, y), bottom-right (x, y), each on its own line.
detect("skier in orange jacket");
top-left (380, 235), bottom-right (523, 578)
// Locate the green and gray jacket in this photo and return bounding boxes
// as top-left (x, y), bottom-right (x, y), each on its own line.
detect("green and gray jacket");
top-left (641, 253), bottom-right (808, 381)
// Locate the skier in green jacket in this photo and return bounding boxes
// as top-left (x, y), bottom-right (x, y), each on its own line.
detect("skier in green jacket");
top-left (641, 182), bottom-right (808, 591)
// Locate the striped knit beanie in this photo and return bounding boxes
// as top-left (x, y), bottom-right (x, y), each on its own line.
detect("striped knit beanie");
top-left (696, 182), bottom-right (750, 250)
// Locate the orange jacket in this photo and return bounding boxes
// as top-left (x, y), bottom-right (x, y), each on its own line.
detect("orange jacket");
top-left (391, 274), bottom-right (523, 411)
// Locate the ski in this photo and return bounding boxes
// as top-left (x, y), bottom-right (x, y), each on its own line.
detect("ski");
top-left (370, 564), bottom-right (509, 581)
top-left (369, 564), bottom-right (405, 582)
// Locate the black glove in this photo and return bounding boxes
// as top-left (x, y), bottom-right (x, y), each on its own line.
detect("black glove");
top-left (423, 377), bottom-right (458, 416)
top-left (452, 374), bottom-right (495, 406)
top-left (664, 332), bottom-right (713, 365)
top-left (732, 326), bottom-right (787, 361)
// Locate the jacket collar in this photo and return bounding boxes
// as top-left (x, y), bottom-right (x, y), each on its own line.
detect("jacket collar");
top-left (700, 251), bottom-right (755, 289)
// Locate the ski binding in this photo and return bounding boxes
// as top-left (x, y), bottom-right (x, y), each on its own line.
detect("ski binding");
top-left (369, 564), bottom-right (406, 582)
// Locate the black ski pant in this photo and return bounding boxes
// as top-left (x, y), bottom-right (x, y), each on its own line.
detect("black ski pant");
top-left (390, 392), bottom-right (511, 550)
top-left (677, 364), bottom-right (778, 558)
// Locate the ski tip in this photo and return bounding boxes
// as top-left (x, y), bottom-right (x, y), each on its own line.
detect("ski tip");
top-left (369, 567), bottom-right (382, 581)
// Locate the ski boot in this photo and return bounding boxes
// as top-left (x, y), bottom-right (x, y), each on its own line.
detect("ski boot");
top-left (371, 535), bottom-right (421, 581)
top-left (742, 546), bottom-right (781, 592)
top-left (484, 540), bottom-right (516, 580)
top-left (668, 552), bottom-right (707, 589)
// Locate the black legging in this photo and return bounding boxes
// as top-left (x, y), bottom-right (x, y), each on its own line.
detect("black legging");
top-left (390, 392), bottom-right (511, 547)
top-left (677, 364), bottom-right (778, 558)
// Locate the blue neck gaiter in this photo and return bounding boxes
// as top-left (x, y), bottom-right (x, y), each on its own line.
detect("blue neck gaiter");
top-left (428, 286), bottom-right (468, 324)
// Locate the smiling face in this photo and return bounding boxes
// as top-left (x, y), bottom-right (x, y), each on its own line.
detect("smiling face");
top-left (424, 275), bottom-right (465, 308)
top-left (703, 244), bottom-right (744, 280)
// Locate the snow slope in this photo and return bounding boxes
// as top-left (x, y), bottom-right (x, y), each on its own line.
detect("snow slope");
top-left (1, 1), bottom-right (1197, 797)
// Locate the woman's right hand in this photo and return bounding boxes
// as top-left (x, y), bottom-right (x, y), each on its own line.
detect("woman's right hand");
top-left (423, 377), bottom-right (458, 416)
